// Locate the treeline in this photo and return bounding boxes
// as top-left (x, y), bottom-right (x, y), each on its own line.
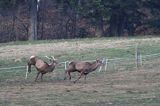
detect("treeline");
top-left (0, 0), bottom-right (160, 42)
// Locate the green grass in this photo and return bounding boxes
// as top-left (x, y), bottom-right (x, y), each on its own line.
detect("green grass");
top-left (0, 37), bottom-right (160, 80)
top-left (0, 37), bottom-right (109, 47)
top-left (0, 37), bottom-right (160, 106)
top-left (0, 36), bottom-right (158, 46)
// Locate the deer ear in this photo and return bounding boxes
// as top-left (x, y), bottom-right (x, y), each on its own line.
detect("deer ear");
top-left (96, 59), bottom-right (99, 62)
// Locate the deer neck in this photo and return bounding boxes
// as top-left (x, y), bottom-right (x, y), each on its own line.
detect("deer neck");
top-left (90, 61), bottom-right (99, 71)
top-left (47, 64), bottom-right (55, 72)
top-left (33, 57), bottom-right (42, 65)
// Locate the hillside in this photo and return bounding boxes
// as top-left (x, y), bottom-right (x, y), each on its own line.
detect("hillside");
top-left (0, 37), bottom-right (160, 106)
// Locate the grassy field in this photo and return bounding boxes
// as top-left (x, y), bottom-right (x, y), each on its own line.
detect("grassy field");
top-left (0, 37), bottom-right (160, 106)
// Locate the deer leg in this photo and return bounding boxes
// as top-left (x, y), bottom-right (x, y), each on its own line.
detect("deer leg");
top-left (35, 72), bottom-right (40, 82)
top-left (40, 73), bottom-right (44, 81)
top-left (64, 69), bottom-right (73, 80)
top-left (27, 63), bottom-right (32, 73)
top-left (64, 70), bottom-right (68, 80)
top-left (74, 71), bottom-right (84, 83)
top-left (84, 75), bottom-right (87, 84)
top-left (68, 71), bottom-right (72, 80)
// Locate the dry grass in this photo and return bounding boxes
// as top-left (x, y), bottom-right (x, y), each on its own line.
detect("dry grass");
top-left (1, 37), bottom-right (160, 60)
top-left (1, 37), bottom-right (160, 105)
top-left (0, 69), bottom-right (160, 106)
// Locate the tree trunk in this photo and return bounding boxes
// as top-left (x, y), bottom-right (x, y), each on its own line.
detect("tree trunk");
top-left (128, 24), bottom-right (135, 36)
top-left (75, 0), bottom-right (81, 38)
top-left (29, 0), bottom-right (38, 40)
top-left (11, 10), bottom-right (16, 41)
top-left (99, 15), bottom-right (105, 36)
top-left (109, 10), bottom-right (126, 37)
top-left (109, 13), bottom-right (118, 36)
top-left (117, 11), bottom-right (125, 36)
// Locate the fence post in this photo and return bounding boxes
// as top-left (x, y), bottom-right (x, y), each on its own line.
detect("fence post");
top-left (98, 58), bottom-right (105, 72)
top-left (140, 54), bottom-right (143, 66)
top-left (64, 61), bottom-right (67, 70)
top-left (25, 66), bottom-right (28, 79)
top-left (135, 43), bottom-right (141, 69)
top-left (105, 59), bottom-right (108, 71)
top-left (98, 66), bottom-right (102, 72)
top-left (135, 44), bottom-right (138, 68)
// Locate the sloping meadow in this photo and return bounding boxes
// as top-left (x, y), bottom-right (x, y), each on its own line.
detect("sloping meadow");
top-left (0, 37), bottom-right (160, 105)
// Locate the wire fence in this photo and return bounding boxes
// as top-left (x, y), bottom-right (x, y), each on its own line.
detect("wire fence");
top-left (0, 44), bottom-right (160, 79)
top-left (0, 52), bottom-right (160, 71)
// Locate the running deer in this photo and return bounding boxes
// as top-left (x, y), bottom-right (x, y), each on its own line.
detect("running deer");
top-left (27, 55), bottom-right (58, 81)
top-left (64, 59), bottom-right (103, 83)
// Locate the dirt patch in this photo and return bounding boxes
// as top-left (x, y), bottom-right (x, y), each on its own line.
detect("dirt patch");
top-left (1, 69), bottom-right (160, 106)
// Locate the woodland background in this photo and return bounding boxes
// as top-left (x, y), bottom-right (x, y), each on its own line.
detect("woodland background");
top-left (0, 0), bottom-right (160, 42)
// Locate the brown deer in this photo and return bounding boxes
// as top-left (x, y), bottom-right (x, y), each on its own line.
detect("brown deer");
top-left (64, 59), bottom-right (103, 83)
top-left (27, 55), bottom-right (58, 81)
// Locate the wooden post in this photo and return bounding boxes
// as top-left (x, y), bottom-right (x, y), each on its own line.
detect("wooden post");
top-left (135, 44), bottom-right (138, 68)
top-left (135, 44), bottom-right (141, 69)
top-left (140, 54), bottom-right (143, 66)
top-left (113, 62), bottom-right (116, 71)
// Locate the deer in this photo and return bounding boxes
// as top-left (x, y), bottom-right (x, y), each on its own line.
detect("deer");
top-left (64, 59), bottom-right (104, 83)
top-left (27, 55), bottom-right (58, 81)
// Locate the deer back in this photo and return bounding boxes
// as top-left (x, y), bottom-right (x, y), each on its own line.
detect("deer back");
top-left (74, 62), bottom-right (92, 71)
top-left (35, 59), bottom-right (48, 70)
top-left (75, 60), bottom-right (102, 72)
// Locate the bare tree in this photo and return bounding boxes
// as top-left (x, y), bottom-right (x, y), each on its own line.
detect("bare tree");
top-left (28, 0), bottom-right (38, 40)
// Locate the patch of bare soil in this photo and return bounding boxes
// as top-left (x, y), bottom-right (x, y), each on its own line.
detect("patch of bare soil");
top-left (0, 69), bottom-right (160, 105)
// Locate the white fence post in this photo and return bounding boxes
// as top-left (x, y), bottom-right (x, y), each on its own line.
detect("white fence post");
top-left (25, 66), bottom-right (28, 79)
top-left (64, 61), bottom-right (67, 70)
top-left (98, 66), bottom-right (102, 72)
top-left (105, 59), bottom-right (108, 71)
top-left (98, 58), bottom-right (105, 72)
